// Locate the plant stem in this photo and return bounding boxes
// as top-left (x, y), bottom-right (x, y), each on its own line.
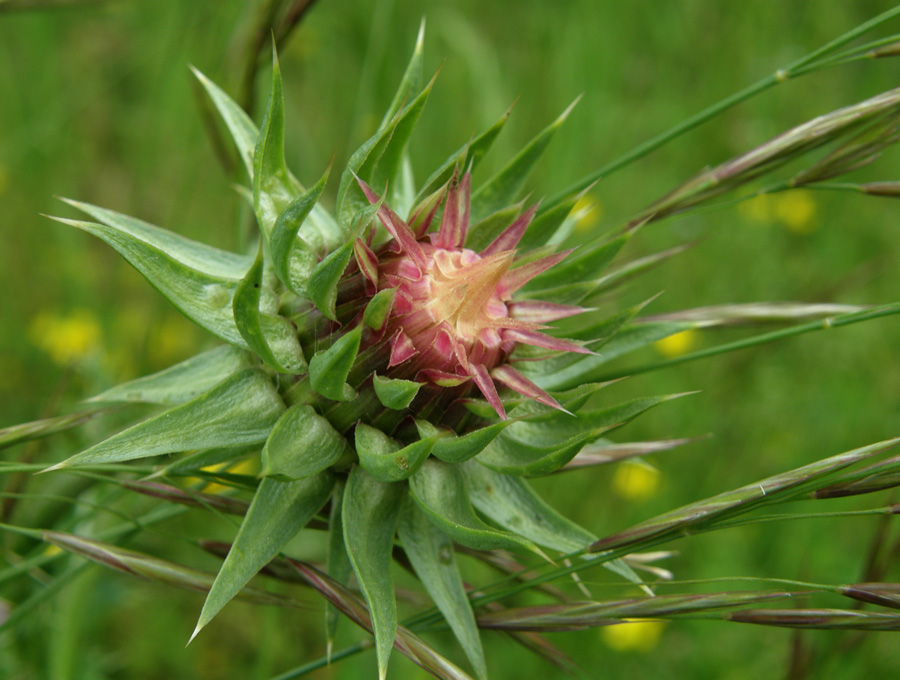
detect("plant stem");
top-left (545, 4), bottom-right (900, 210)
top-left (269, 640), bottom-right (371, 679)
top-left (594, 303), bottom-right (900, 382)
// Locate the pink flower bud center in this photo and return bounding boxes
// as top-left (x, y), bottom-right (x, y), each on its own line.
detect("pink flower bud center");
top-left (380, 242), bottom-right (516, 375)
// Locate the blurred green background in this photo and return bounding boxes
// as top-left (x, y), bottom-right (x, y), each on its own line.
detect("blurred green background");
top-left (2, 1), bottom-right (900, 678)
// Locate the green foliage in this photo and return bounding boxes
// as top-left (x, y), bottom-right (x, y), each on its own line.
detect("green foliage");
top-left (308, 241), bottom-right (354, 321)
top-left (261, 404), bottom-right (352, 480)
top-left (342, 466), bottom-right (404, 680)
top-left (194, 472), bottom-right (335, 637)
top-left (49, 369), bottom-right (284, 468)
top-left (233, 243), bottom-right (307, 373)
top-left (398, 500), bottom-right (487, 680)
top-left (5, 5), bottom-right (900, 680)
top-left (372, 373), bottom-right (422, 410)
top-left (87, 345), bottom-right (253, 406)
top-left (410, 459), bottom-right (538, 554)
top-left (470, 99), bottom-right (579, 221)
top-left (355, 423), bottom-right (435, 482)
top-left (308, 326), bottom-right (362, 401)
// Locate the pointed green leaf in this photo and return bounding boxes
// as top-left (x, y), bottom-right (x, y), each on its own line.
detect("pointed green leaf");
top-left (287, 561), bottom-right (474, 680)
top-left (470, 98), bottom-right (579, 221)
top-left (522, 234), bottom-right (629, 294)
top-left (380, 19), bottom-right (425, 129)
top-left (51, 216), bottom-right (249, 346)
top-left (415, 420), bottom-right (513, 464)
top-left (336, 76), bottom-right (436, 230)
top-left (408, 181), bottom-right (448, 234)
top-left (308, 326), bottom-right (362, 401)
top-left (194, 472), bottom-right (334, 636)
top-left (49, 369), bottom-right (284, 469)
top-left (474, 429), bottom-right (603, 477)
top-left (326, 480), bottom-right (352, 646)
top-left (64, 199), bottom-right (252, 279)
top-left (535, 322), bottom-right (694, 391)
top-left (409, 459), bottom-right (536, 553)
top-left (253, 49), bottom-right (297, 237)
top-left (516, 303), bottom-right (650, 381)
top-left (363, 289), bottom-right (396, 331)
top-left (507, 382), bottom-right (615, 420)
top-left (351, 192), bottom-right (387, 236)
top-left (459, 460), bottom-right (650, 587)
top-left (270, 165), bottom-right (330, 295)
top-left (355, 423), bottom-right (434, 482)
top-left (506, 395), bottom-right (684, 447)
top-left (475, 394), bottom-right (688, 477)
top-left (518, 192), bottom-right (581, 251)
top-left (463, 202), bottom-right (524, 252)
top-left (191, 66), bottom-right (342, 250)
top-left (398, 499), bottom-right (487, 680)
top-left (261, 404), bottom-right (352, 480)
top-left (370, 71), bottom-right (437, 200)
top-left (89, 345), bottom-right (252, 406)
top-left (191, 65), bottom-right (258, 178)
top-left (372, 373), bottom-right (422, 410)
top-left (514, 279), bottom-right (597, 306)
top-left (567, 300), bottom-right (649, 343)
top-left (233, 243), bottom-right (306, 373)
top-left (460, 462), bottom-right (596, 552)
top-left (308, 242), bottom-right (354, 321)
top-left (415, 106), bottom-right (511, 207)
top-left (588, 244), bottom-right (691, 297)
top-left (343, 466), bottom-right (403, 680)
top-left (394, 155), bottom-right (417, 218)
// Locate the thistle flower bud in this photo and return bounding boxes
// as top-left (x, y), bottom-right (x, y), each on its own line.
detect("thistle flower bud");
top-left (353, 173), bottom-right (590, 419)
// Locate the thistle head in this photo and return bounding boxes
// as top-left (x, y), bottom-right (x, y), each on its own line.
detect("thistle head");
top-left (355, 171), bottom-right (590, 419)
top-left (36, 36), bottom-right (680, 680)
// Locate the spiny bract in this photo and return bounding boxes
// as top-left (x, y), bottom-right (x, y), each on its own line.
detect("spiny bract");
top-left (43, 31), bottom-right (686, 680)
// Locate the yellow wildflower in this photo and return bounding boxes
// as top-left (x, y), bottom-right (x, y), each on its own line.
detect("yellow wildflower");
top-left (611, 460), bottom-right (660, 502)
top-left (738, 190), bottom-right (818, 234)
top-left (773, 190), bottom-right (818, 234)
top-left (29, 309), bottom-right (102, 366)
top-left (601, 619), bottom-right (666, 652)
top-left (653, 329), bottom-right (697, 358)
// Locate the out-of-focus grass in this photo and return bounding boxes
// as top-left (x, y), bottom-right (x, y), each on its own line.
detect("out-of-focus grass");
top-left (2, 1), bottom-right (900, 679)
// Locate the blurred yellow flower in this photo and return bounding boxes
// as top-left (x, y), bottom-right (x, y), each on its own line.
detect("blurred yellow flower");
top-left (573, 194), bottom-right (603, 232)
top-left (601, 619), bottom-right (666, 652)
top-left (29, 309), bottom-right (101, 366)
top-left (773, 190), bottom-right (818, 234)
top-left (653, 329), bottom-right (697, 357)
top-left (738, 190), bottom-right (818, 234)
top-left (611, 460), bottom-right (660, 502)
